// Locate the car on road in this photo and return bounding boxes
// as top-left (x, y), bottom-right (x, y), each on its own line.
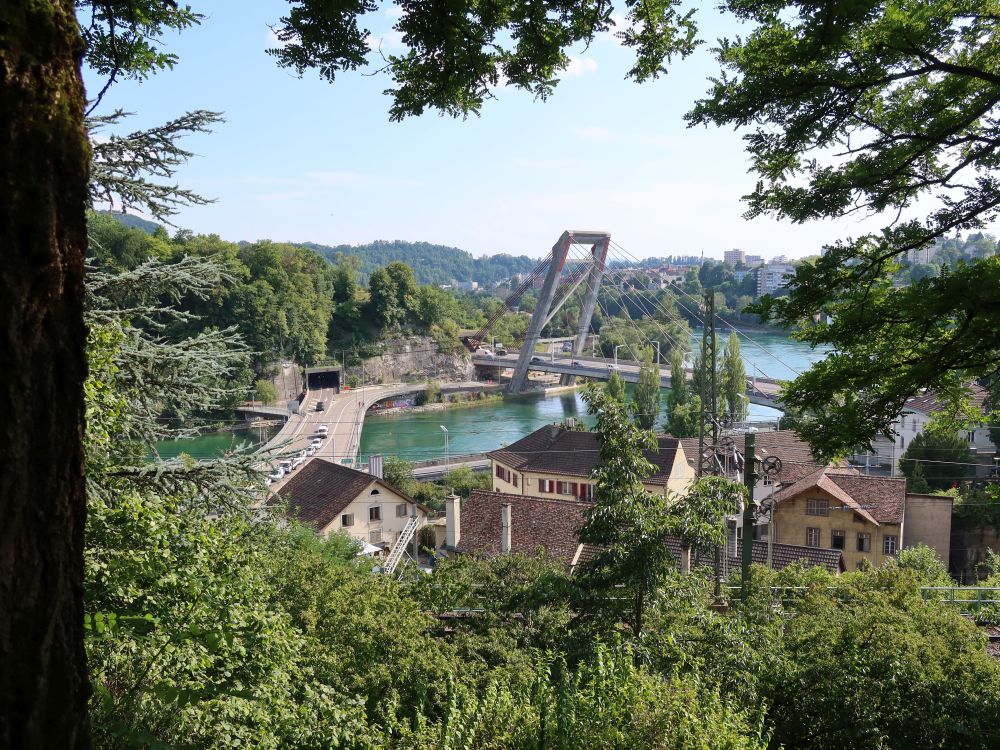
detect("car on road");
top-left (477, 347), bottom-right (494, 357)
top-left (306, 445), bottom-right (317, 457)
top-left (292, 456), bottom-right (306, 470)
top-left (310, 437), bottom-right (324, 449)
top-left (607, 363), bottom-right (619, 371)
top-left (530, 356), bottom-right (545, 364)
top-left (571, 360), bottom-right (582, 366)
top-left (315, 400), bottom-right (326, 412)
top-left (495, 344), bottom-right (507, 356)
top-left (268, 469), bottom-right (284, 482)
top-left (279, 459), bottom-right (293, 474)
top-left (316, 424), bottom-right (329, 436)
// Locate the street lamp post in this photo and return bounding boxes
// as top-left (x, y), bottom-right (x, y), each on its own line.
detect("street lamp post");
top-left (614, 344), bottom-right (623, 368)
top-left (440, 425), bottom-right (449, 472)
top-left (654, 341), bottom-right (661, 365)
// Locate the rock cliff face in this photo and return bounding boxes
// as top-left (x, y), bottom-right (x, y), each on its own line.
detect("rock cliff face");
top-left (358, 336), bottom-right (474, 384)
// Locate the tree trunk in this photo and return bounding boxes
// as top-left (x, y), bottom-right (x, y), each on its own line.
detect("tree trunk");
top-left (0, 1), bottom-right (90, 747)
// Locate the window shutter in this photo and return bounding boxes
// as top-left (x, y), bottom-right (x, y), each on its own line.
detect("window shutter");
top-left (571, 483), bottom-right (578, 497)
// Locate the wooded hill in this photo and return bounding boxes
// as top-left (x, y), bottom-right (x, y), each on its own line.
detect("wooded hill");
top-left (301, 239), bottom-right (538, 286)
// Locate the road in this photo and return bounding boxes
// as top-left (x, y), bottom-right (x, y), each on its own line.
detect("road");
top-left (263, 381), bottom-right (489, 490)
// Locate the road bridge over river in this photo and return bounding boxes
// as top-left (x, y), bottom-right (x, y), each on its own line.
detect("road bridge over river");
top-left (472, 352), bottom-right (784, 408)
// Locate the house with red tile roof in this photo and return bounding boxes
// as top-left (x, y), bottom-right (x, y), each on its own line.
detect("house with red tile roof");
top-left (770, 467), bottom-right (910, 570)
top-left (274, 458), bottom-right (429, 551)
top-left (487, 424), bottom-right (695, 502)
top-left (448, 489), bottom-right (844, 575)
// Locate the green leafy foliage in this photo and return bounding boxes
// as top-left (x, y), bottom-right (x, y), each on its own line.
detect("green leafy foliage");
top-left (268, 1), bottom-right (699, 120)
top-left (900, 431), bottom-right (975, 491)
top-left (689, 1), bottom-right (1000, 459)
top-left (631, 345), bottom-right (661, 430)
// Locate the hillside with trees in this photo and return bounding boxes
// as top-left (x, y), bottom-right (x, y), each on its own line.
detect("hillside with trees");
top-left (302, 239), bottom-right (539, 286)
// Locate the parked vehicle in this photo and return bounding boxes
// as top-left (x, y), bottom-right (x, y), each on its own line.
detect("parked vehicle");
top-left (316, 424), bottom-right (329, 436)
top-left (315, 400), bottom-right (326, 412)
top-left (530, 356), bottom-right (545, 364)
top-left (495, 343), bottom-right (507, 356)
top-left (279, 460), bottom-right (293, 474)
top-left (268, 469), bottom-right (284, 482)
top-left (306, 445), bottom-right (317, 457)
top-left (477, 347), bottom-right (494, 357)
top-left (292, 456), bottom-right (306, 470)
top-left (310, 438), bottom-right (323, 448)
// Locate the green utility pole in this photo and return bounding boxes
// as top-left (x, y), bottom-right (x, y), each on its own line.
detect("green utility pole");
top-left (741, 432), bottom-right (756, 602)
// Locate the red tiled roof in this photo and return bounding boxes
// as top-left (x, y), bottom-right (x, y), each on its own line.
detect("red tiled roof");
top-left (457, 490), bottom-right (844, 574)
top-left (274, 458), bottom-right (421, 529)
top-left (488, 426), bottom-right (682, 485)
top-left (455, 490), bottom-right (588, 565)
top-left (903, 383), bottom-right (988, 416)
top-left (771, 466), bottom-right (905, 525)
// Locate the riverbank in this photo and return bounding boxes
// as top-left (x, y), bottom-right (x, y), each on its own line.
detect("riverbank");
top-left (371, 381), bottom-right (583, 416)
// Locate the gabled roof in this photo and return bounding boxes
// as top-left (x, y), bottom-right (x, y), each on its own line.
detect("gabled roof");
top-left (903, 383), bottom-right (988, 417)
top-left (488, 426), bottom-right (683, 485)
top-left (455, 490), bottom-right (588, 565)
top-left (771, 466), bottom-right (905, 525)
top-left (679, 429), bottom-right (834, 484)
top-left (457, 490), bottom-right (845, 574)
top-left (274, 458), bottom-right (421, 529)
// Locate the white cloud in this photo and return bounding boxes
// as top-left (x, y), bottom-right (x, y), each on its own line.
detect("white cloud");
top-left (366, 30), bottom-right (405, 52)
top-left (385, 5), bottom-right (404, 19)
top-left (561, 56), bottom-right (599, 78)
top-left (265, 27), bottom-right (292, 49)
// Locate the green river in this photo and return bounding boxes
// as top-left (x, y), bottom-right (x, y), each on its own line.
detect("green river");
top-left (155, 329), bottom-right (828, 463)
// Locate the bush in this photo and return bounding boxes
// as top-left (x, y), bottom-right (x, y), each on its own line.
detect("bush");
top-left (254, 379), bottom-right (278, 404)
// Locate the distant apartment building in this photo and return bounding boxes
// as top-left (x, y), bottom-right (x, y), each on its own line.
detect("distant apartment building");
top-left (771, 254), bottom-right (790, 264)
top-left (724, 248), bottom-right (746, 267)
top-left (744, 254), bottom-right (764, 266)
top-left (756, 263), bottom-right (796, 296)
top-left (733, 269), bottom-right (751, 283)
top-left (452, 280), bottom-right (479, 291)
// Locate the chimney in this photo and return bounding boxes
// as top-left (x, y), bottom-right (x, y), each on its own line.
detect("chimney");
top-left (445, 493), bottom-right (461, 548)
top-left (500, 503), bottom-right (512, 554)
top-left (550, 423), bottom-right (560, 440)
top-left (368, 454), bottom-right (384, 479)
top-left (565, 417), bottom-right (576, 429)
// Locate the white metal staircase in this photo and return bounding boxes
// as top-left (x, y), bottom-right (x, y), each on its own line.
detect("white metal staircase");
top-left (382, 516), bottom-right (419, 576)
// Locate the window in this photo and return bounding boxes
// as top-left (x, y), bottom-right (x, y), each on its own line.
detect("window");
top-left (369, 529), bottom-right (382, 544)
top-left (494, 464), bottom-right (513, 483)
top-left (968, 431), bottom-right (976, 443)
top-left (370, 488), bottom-right (380, 495)
top-left (762, 476), bottom-right (774, 486)
top-left (580, 483), bottom-right (595, 500)
top-left (341, 513), bottom-right (354, 527)
top-left (806, 498), bottom-right (830, 516)
top-left (883, 535), bottom-right (898, 555)
top-left (369, 506), bottom-right (381, 522)
top-left (396, 503), bottom-right (408, 518)
top-left (512, 473), bottom-right (519, 488)
top-left (857, 532), bottom-right (871, 553)
top-left (539, 479), bottom-right (554, 493)
top-left (831, 530), bottom-right (845, 550)
top-left (557, 481), bottom-right (575, 496)
top-left (806, 527), bottom-right (821, 548)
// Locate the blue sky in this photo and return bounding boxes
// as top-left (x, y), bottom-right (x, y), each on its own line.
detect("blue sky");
top-left (83, 1), bottom-right (896, 260)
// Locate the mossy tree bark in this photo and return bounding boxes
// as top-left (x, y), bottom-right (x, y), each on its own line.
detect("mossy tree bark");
top-left (0, 1), bottom-right (90, 746)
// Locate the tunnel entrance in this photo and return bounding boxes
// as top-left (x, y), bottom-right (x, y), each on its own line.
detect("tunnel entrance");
top-left (305, 366), bottom-right (341, 393)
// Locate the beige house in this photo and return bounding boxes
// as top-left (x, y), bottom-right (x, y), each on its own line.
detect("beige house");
top-left (274, 458), bottom-right (428, 551)
top-left (771, 468), bottom-right (909, 570)
top-left (487, 424), bottom-right (695, 502)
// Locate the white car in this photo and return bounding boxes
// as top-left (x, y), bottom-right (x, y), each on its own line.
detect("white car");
top-left (268, 469), bottom-right (284, 482)
top-left (306, 445), bottom-right (317, 457)
top-left (292, 456), bottom-right (306, 470)
top-left (607, 363), bottom-right (619, 371)
top-left (477, 347), bottom-right (494, 357)
top-left (316, 424), bottom-right (329, 436)
top-left (279, 459), bottom-right (293, 473)
top-left (310, 437), bottom-right (323, 449)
